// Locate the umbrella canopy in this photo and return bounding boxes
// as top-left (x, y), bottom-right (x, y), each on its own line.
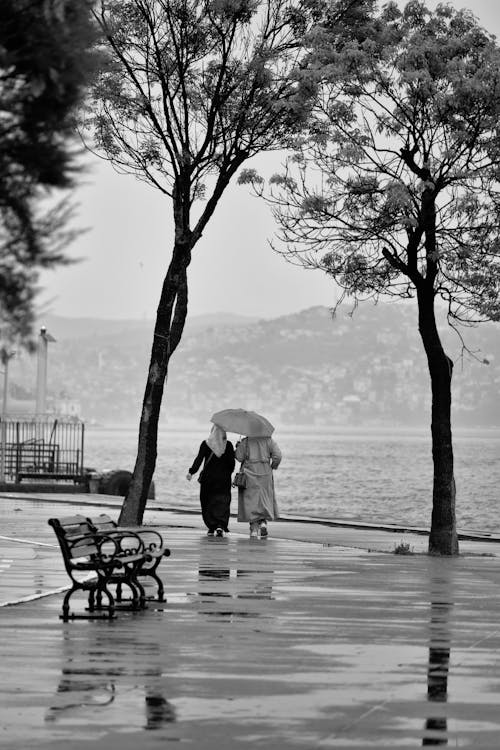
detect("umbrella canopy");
top-left (211, 409), bottom-right (274, 437)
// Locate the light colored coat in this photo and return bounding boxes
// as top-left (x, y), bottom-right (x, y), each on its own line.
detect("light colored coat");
top-left (235, 437), bottom-right (282, 522)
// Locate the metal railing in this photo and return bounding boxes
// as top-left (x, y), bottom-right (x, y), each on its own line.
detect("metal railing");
top-left (0, 419), bottom-right (85, 483)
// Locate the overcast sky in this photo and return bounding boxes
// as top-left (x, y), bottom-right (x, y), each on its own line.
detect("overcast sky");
top-left (38, 0), bottom-right (500, 322)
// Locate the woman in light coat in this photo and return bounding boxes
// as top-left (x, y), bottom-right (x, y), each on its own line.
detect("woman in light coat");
top-left (235, 436), bottom-right (282, 538)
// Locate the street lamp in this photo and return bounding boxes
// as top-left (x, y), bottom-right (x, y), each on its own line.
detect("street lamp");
top-left (1, 347), bottom-right (16, 483)
top-left (1, 348), bottom-right (16, 416)
top-left (35, 326), bottom-right (56, 417)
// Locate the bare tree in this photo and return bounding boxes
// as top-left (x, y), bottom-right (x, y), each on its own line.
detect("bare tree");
top-left (244, 1), bottom-right (500, 554)
top-left (87, 0), bottom-right (370, 524)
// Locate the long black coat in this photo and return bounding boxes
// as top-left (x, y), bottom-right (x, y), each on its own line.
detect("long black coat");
top-left (189, 440), bottom-right (235, 491)
top-left (189, 441), bottom-right (235, 532)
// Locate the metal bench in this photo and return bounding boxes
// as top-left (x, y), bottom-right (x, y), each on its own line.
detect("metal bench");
top-left (87, 514), bottom-right (170, 603)
top-left (18, 471), bottom-right (85, 483)
top-left (13, 444), bottom-right (58, 483)
top-left (13, 444), bottom-right (84, 484)
top-left (48, 515), bottom-right (148, 621)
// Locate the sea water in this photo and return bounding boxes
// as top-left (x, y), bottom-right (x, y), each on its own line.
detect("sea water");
top-left (84, 426), bottom-right (500, 535)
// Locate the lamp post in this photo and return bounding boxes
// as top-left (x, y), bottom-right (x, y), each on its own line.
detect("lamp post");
top-left (1, 348), bottom-right (16, 483)
top-left (35, 326), bottom-right (56, 417)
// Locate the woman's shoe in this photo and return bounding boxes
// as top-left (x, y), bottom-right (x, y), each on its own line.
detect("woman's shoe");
top-left (249, 522), bottom-right (259, 538)
top-left (215, 528), bottom-right (224, 537)
top-left (259, 521), bottom-right (268, 538)
top-left (207, 530), bottom-right (215, 536)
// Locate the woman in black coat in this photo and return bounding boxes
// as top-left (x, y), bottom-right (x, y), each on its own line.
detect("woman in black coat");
top-left (186, 425), bottom-right (235, 537)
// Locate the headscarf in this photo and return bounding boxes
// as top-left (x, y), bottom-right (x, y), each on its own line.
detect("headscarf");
top-left (206, 424), bottom-right (227, 458)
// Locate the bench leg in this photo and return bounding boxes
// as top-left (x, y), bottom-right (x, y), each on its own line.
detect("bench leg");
top-left (61, 584), bottom-right (115, 621)
top-left (88, 584), bottom-right (115, 619)
top-left (61, 587), bottom-right (75, 621)
top-left (121, 561), bottom-right (147, 609)
top-left (100, 575), bottom-right (145, 611)
top-left (121, 577), bottom-right (146, 610)
top-left (141, 570), bottom-right (165, 602)
top-left (93, 583), bottom-right (114, 610)
top-left (99, 585), bottom-right (115, 619)
top-left (140, 554), bottom-right (168, 602)
top-left (98, 581), bottom-right (126, 604)
top-left (136, 578), bottom-right (147, 608)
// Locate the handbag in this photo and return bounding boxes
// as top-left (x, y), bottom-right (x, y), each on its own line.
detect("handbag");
top-left (233, 470), bottom-right (247, 488)
top-left (232, 441), bottom-right (248, 488)
top-left (198, 451), bottom-right (213, 483)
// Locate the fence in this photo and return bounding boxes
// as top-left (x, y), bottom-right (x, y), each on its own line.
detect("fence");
top-left (0, 419), bottom-right (85, 483)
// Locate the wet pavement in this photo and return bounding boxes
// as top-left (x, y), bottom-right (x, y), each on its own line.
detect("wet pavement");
top-left (1, 492), bottom-right (500, 749)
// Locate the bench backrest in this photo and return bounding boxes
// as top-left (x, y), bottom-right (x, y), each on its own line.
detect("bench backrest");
top-left (88, 513), bottom-right (117, 533)
top-left (48, 515), bottom-right (100, 565)
top-left (87, 514), bottom-right (164, 556)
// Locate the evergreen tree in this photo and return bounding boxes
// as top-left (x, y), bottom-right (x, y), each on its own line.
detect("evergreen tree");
top-left (0, 0), bottom-right (98, 340)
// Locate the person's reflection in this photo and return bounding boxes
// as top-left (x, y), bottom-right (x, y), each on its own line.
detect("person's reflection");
top-left (198, 564), bottom-right (252, 618)
top-left (196, 538), bottom-right (275, 618)
top-left (198, 535), bottom-right (232, 598)
top-left (236, 538), bottom-right (274, 601)
top-left (236, 568), bottom-right (274, 600)
top-left (423, 570), bottom-right (453, 746)
top-left (199, 567), bottom-right (231, 596)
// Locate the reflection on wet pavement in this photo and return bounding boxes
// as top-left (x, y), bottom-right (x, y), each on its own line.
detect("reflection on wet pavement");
top-left (423, 573), bottom-right (453, 746)
top-left (144, 689), bottom-right (176, 729)
top-left (45, 678), bottom-right (115, 723)
top-left (198, 567), bottom-right (274, 604)
top-left (1, 519), bottom-right (500, 749)
top-left (195, 539), bottom-right (275, 618)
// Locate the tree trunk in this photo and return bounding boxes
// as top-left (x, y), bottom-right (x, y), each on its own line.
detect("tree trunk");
top-left (417, 287), bottom-right (459, 555)
top-left (118, 242), bottom-right (190, 525)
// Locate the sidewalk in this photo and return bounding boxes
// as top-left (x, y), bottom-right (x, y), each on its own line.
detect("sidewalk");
top-left (1, 492), bottom-right (500, 749)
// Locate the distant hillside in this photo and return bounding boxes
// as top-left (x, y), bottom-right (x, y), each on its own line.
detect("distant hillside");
top-left (37, 311), bottom-right (260, 341)
top-left (8, 303), bottom-right (500, 427)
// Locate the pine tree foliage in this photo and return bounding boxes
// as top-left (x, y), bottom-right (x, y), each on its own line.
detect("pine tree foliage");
top-left (0, 0), bottom-right (98, 340)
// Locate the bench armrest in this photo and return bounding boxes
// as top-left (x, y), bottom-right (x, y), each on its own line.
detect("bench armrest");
top-left (92, 523), bottom-right (164, 554)
top-left (92, 528), bottom-right (145, 558)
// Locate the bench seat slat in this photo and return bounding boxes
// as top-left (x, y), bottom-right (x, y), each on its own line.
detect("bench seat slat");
top-left (69, 546), bottom-right (99, 559)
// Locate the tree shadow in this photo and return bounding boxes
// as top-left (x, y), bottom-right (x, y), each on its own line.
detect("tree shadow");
top-left (422, 568), bottom-right (454, 746)
top-left (44, 628), bottom-right (177, 730)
